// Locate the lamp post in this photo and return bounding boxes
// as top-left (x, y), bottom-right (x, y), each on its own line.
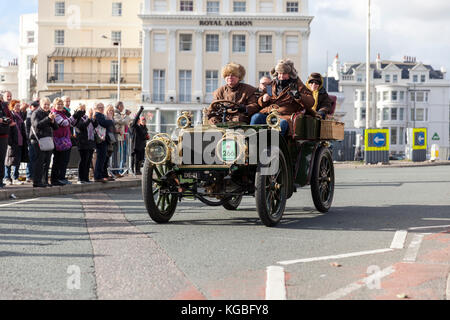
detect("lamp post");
top-left (366, 0), bottom-right (371, 130)
top-left (102, 35), bottom-right (121, 101)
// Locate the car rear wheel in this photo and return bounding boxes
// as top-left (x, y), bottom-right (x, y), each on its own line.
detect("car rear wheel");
top-left (142, 159), bottom-right (178, 223)
top-left (255, 147), bottom-right (288, 227)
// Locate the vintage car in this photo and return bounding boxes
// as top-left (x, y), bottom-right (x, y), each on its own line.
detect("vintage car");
top-left (142, 99), bottom-right (344, 227)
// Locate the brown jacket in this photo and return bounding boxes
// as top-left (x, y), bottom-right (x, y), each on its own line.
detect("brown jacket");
top-left (207, 83), bottom-right (259, 124)
top-left (257, 78), bottom-right (316, 120)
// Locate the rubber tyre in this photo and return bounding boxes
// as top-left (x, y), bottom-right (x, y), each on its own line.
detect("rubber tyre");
top-left (142, 159), bottom-right (178, 223)
top-left (255, 148), bottom-right (288, 227)
top-left (222, 195), bottom-right (243, 211)
top-left (310, 147), bottom-right (335, 213)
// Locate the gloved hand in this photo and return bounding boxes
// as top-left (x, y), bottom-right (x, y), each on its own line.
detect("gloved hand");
top-left (237, 104), bottom-right (247, 113)
top-left (73, 110), bottom-right (86, 120)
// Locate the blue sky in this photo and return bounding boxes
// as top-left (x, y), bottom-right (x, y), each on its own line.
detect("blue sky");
top-left (1, 0), bottom-right (449, 77)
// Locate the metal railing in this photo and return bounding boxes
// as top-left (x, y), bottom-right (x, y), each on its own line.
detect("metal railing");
top-left (47, 73), bottom-right (141, 85)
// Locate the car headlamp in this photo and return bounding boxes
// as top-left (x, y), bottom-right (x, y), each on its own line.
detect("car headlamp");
top-left (146, 140), bottom-right (169, 165)
top-left (266, 110), bottom-right (281, 130)
top-left (177, 111), bottom-right (192, 129)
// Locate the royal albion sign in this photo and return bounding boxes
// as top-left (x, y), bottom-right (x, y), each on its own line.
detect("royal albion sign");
top-left (199, 20), bottom-right (253, 27)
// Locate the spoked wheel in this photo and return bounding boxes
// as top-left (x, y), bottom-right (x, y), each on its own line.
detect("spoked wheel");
top-left (142, 159), bottom-right (178, 223)
top-left (222, 195), bottom-right (243, 211)
top-left (311, 147), bottom-right (335, 213)
top-left (255, 147), bottom-right (288, 227)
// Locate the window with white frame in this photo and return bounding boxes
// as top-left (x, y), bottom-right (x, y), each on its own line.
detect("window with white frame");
top-left (207, 1), bottom-right (220, 13)
top-left (154, 33), bottom-right (166, 52)
top-left (285, 35), bottom-right (298, 54)
top-left (354, 91), bottom-right (358, 101)
top-left (357, 73), bottom-right (363, 82)
top-left (153, 69), bottom-right (165, 102)
top-left (377, 108), bottom-right (381, 121)
top-left (206, 34), bottom-right (219, 52)
top-left (411, 108), bottom-right (426, 121)
top-left (233, 1), bottom-right (246, 12)
top-left (205, 70), bottom-right (219, 94)
top-left (399, 127), bottom-right (404, 144)
top-left (399, 108), bottom-right (404, 120)
top-left (412, 74), bottom-right (418, 82)
top-left (112, 2), bottom-right (122, 16)
top-left (391, 127), bottom-right (397, 145)
top-left (55, 30), bottom-right (65, 45)
top-left (180, 0), bottom-right (193, 11)
top-left (383, 108), bottom-right (389, 121)
top-left (111, 61), bottom-right (119, 82)
top-left (259, 35), bottom-right (272, 53)
top-left (385, 74), bottom-right (391, 83)
top-left (54, 60), bottom-right (64, 82)
top-left (391, 91), bottom-right (398, 101)
top-left (111, 31), bottom-right (122, 43)
top-left (421, 74), bottom-right (426, 82)
top-left (286, 1), bottom-right (299, 12)
top-left (399, 91), bottom-right (405, 101)
top-left (393, 74), bottom-right (398, 83)
top-left (154, 0), bottom-right (167, 11)
top-left (361, 108), bottom-right (366, 120)
top-left (179, 70), bottom-right (192, 102)
top-left (55, 1), bottom-right (65, 16)
top-left (259, 1), bottom-right (273, 12)
top-left (179, 34), bottom-right (192, 51)
top-left (360, 91), bottom-right (366, 102)
top-left (382, 91), bottom-right (388, 101)
top-left (391, 108), bottom-right (398, 120)
top-left (232, 34), bottom-right (246, 53)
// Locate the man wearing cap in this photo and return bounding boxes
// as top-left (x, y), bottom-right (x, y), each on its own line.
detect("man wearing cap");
top-left (207, 62), bottom-right (259, 125)
top-left (251, 59), bottom-right (316, 136)
top-left (306, 72), bottom-right (334, 119)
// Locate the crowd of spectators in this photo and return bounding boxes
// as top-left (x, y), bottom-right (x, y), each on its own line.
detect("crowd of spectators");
top-left (0, 91), bottom-right (150, 188)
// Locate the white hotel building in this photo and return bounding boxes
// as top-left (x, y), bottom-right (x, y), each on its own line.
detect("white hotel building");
top-left (139, 0), bottom-right (313, 134)
top-left (331, 54), bottom-right (450, 158)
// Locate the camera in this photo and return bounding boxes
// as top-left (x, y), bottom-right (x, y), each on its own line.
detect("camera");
top-left (2, 117), bottom-right (11, 125)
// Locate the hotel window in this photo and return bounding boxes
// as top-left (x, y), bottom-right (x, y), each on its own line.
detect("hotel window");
top-left (391, 127), bottom-right (398, 145)
top-left (377, 108), bottom-right (381, 121)
top-left (206, 34), bottom-right (219, 52)
top-left (55, 30), bottom-right (65, 45)
top-left (421, 75), bottom-right (426, 82)
top-left (354, 91), bottom-right (358, 101)
top-left (179, 34), bottom-right (192, 51)
top-left (385, 74), bottom-right (391, 83)
top-left (382, 91), bottom-right (388, 101)
top-left (360, 91), bottom-right (366, 102)
top-left (112, 2), bottom-right (122, 16)
top-left (111, 31), bottom-right (122, 43)
top-left (153, 70), bottom-right (166, 102)
top-left (391, 108), bottom-right (398, 120)
top-left (399, 91), bottom-right (405, 101)
top-left (233, 1), bottom-right (246, 12)
top-left (357, 74), bottom-right (363, 82)
top-left (411, 108), bottom-right (425, 121)
top-left (154, 0), bottom-right (167, 11)
top-left (286, 2), bottom-right (299, 12)
top-left (383, 108), bottom-right (389, 121)
top-left (361, 108), bottom-right (366, 120)
top-left (205, 70), bottom-right (219, 94)
top-left (259, 1), bottom-right (273, 12)
top-left (285, 35), bottom-right (298, 54)
top-left (207, 1), bottom-right (220, 13)
top-left (179, 70), bottom-right (192, 103)
top-left (399, 127), bottom-right (405, 144)
top-left (111, 61), bottom-right (119, 82)
top-left (413, 74), bottom-right (418, 82)
top-left (399, 108), bottom-right (404, 120)
top-left (27, 31), bottom-right (35, 44)
top-left (393, 74), bottom-right (398, 83)
top-left (54, 60), bottom-right (64, 82)
top-left (55, 1), bottom-right (65, 16)
top-left (154, 34), bottom-right (166, 52)
top-left (391, 91), bottom-right (398, 101)
top-left (232, 34), bottom-right (246, 53)
top-left (259, 35), bottom-right (272, 53)
top-left (180, 1), bottom-right (193, 11)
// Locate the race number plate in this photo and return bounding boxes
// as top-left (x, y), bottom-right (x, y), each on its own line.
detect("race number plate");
top-left (222, 140), bottom-right (237, 162)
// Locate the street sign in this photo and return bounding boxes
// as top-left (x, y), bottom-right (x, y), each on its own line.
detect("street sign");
top-left (412, 128), bottom-right (427, 150)
top-left (432, 133), bottom-right (440, 141)
top-left (365, 129), bottom-right (389, 151)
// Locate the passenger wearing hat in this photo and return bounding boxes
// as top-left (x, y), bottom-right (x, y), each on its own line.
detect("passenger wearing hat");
top-left (207, 62), bottom-right (259, 124)
top-left (306, 73), bottom-right (333, 119)
top-left (129, 106), bottom-right (149, 175)
top-left (251, 59), bottom-right (316, 136)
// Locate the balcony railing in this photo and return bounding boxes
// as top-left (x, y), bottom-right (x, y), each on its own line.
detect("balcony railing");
top-left (47, 73), bottom-right (141, 85)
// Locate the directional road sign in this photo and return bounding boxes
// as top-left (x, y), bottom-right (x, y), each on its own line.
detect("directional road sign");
top-left (365, 129), bottom-right (390, 151)
top-left (412, 128), bottom-right (427, 150)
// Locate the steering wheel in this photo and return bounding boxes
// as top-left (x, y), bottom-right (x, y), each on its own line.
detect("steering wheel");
top-left (209, 100), bottom-right (241, 115)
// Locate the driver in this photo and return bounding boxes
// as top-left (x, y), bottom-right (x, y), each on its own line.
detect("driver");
top-left (250, 59), bottom-right (316, 136)
top-left (207, 62), bottom-right (259, 125)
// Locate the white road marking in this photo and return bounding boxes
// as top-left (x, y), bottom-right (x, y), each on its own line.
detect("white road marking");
top-left (277, 248), bottom-right (393, 266)
top-left (408, 225), bottom-right (450, 231)
top-left (265, 266), bottom-right (286, 300)
top-left (446, 273), bottom-right (450, 301)
top-left (318, 266), bottom-right (395, 300)
top-left (403, 234), bottom-right (425, 262)
top-left (0, 198), bottom-right (39, 207)
top-left (390, 230), bottom-right (408, 249)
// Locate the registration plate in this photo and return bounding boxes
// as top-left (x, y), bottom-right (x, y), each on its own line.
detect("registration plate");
top-left (183, 172), bottom-right (198, 179)
top-left (222, 140), bottom-right (237, 162)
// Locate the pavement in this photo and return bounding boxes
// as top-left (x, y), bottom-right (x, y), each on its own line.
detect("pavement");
top-left (0, 160), bottom-right (449, 201)
top-left (0, 174), bottom-right (142, 201)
